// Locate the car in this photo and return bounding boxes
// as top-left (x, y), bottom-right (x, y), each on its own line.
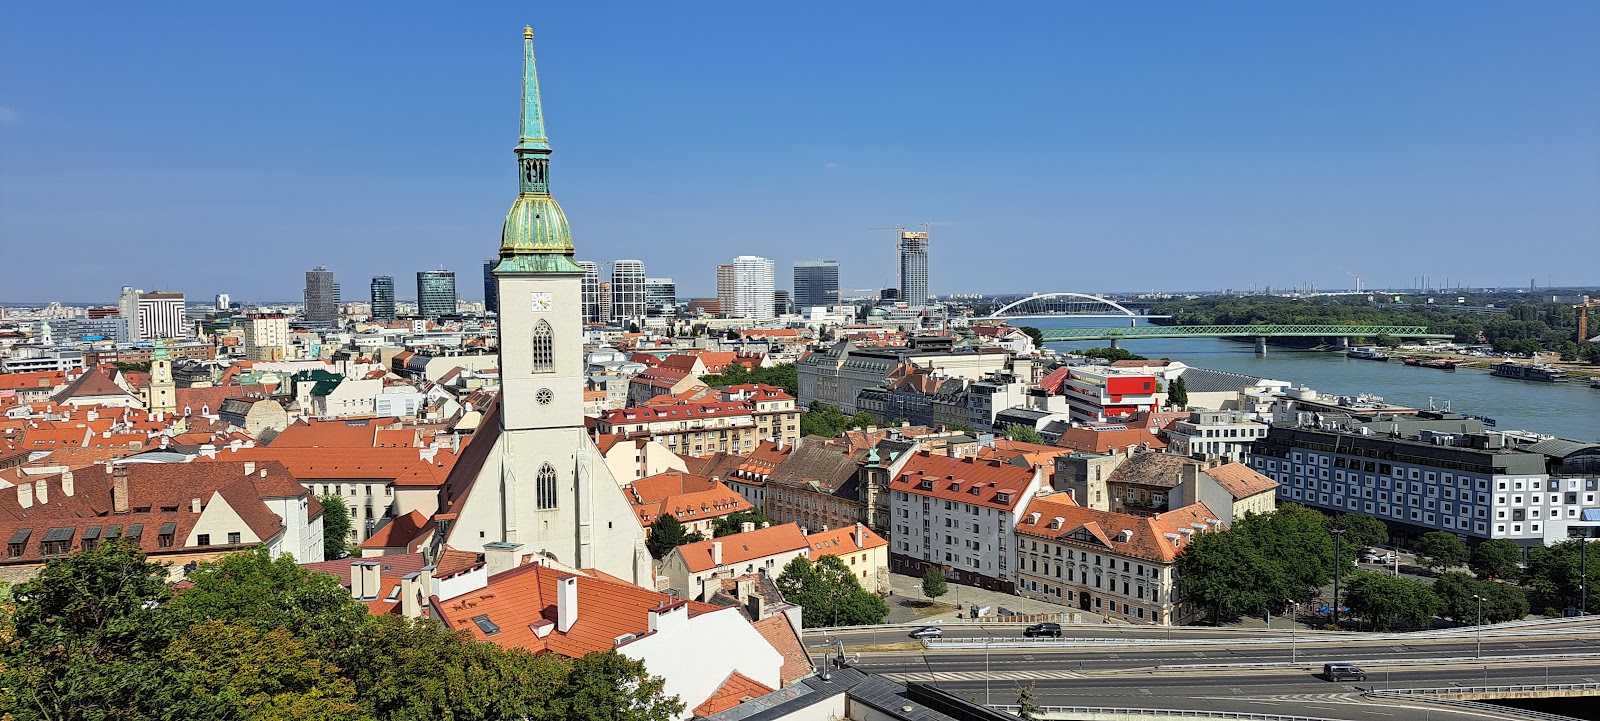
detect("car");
top-left (1361, 553), bottom-right (1396, 564)
top-left (908, 626), bottom-right (943, 640)
top-left (1322, 663), bottom-right (1368, 682)
top-left (1023, 622), bottom-right (1063, 638)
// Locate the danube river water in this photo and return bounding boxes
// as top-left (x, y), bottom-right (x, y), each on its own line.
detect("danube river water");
top-left (1027, 317), bottom-right (1600, 442)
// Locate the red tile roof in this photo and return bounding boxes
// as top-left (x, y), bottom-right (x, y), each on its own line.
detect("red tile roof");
top-left (889, 451), bottom-right (1040, 511)
top-left (1015, 494), bottom-right (1221, 564)
top-left (434, 563), bottom-right (722, 658)
top-left (360, 509), bottom-right (431, 550)
top-left (673, 523), bottom-right (809, 573)
top-left (1204, 462), bottom-right (1279, 500)
top-left (1054, 425), bottom-right (1167, 454)
top-left (693, 672), bottom-right (775, 717)
top-left (751, 615), bottom-right (811, 685)
top-left (805, 524), bottom-right (887, 556)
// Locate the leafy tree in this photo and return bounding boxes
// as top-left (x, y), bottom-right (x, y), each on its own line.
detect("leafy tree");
top-left (1344, 570), bottom-right (1441, 630)
top-left (712, 509), bottom-right (772, 537)
top-left (2, 542), bottom-right (685, 721)
top-left (319, 493), bottom-right (354, 560)
top-left (726, 329), bottom-right (740, 340)
top-left (1176, 504), bottom-right (1349, 623)
top-left (1373, 333), bottom-right (1399, 348)
top-left (921, 567), bottom-right (948, 600)
top-left (1002, 424), bottom-right (1044, 445)
top-left (776, 555), bottom-right (889, 628)
top-left (1329, 513), bottom-right (1389, 549)
top-left (700, 363), bottom-right (799, 397)
top-left (798, 401), bottom-right (878, 438)
top-left (646, 514), bottom-right (698, 559)
top-left (1469, 538), bottom-right (1523, 581)
top-left (1524, 539), bottom-right (1599, 615)
top-left (1417, 531), bottom-right (1469, 573)
top-left (1018, 326), bottom-right (1045, 348)
top-left (1076, 347), bottom-right (1147, 362)
top-left (1433, 571), bottom-right (1529, 625)
top-left (1166, 375), bottom-right (1188, 409)
top-left (628, 322), bottom-right (641, 334)
top-left (945, 422), bottom-right (977, 433)
top-left (1015, 681), bottom-right (1042, 721)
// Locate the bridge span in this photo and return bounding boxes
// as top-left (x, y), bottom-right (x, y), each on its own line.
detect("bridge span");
top-left (1037, 324), bottom-right (1453, 353)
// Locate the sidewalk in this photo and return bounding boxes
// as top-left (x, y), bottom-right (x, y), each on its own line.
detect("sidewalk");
top-left (883, 572), bottom-right (1115, 625)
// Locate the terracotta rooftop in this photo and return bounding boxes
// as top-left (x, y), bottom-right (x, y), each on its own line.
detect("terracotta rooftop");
top-left (889, 451), bottom-right (1041, 511)
top-left (1204, 462), bottom-right (1280, 500)
top-left (1015, 494), bottom-right (1222, 564)
top-left (673, 523), bottom-right (809, 573)
top-left (693, 672), bottom-right (775, 717)
top-left (1055, 425), bottom-right (1167, 454)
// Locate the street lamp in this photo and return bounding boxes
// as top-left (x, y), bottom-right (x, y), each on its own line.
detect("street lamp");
top-left (1581, 540), bottom-right (1588, 617)
top-left (1473, 594), bottom-right (1484, 659)
top-left (1331, 529), bottom-right (1347, 626)
top-left (1288, 599), bottom-right (1299, 664)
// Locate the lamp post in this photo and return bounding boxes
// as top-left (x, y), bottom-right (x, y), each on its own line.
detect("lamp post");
top-left (1473, 594), bottom-right (1484, 659)
top-left (1288, 599), bottom-right (1299, 664)
top-left (1331, 529), bottom-right (1347, 626)
top-left (1581, 540), bottom-right (1588, 617)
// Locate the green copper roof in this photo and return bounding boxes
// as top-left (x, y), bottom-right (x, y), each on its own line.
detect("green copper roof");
top-left (497, 25), bottom-right (580, 270)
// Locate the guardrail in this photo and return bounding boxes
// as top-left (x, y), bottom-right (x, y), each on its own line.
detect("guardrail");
top-left (986, 705), bottom-right (1346, 721)
top-left (1377, 683), bottom-right (1600, 696)
top-left (1366, 688), bottom-right (1597, 721)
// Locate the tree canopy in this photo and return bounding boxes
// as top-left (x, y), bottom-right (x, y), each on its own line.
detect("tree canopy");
top-left (775, 555), bottom-right (888, 628)
top-left (1166, 375), bottom-right (1188, 409)
top-left (1328, 513), bottom-right (1389, 549)
top-left (799, 401), bottom-right (877, 438)
top-left (1176, 504), bottom-right (1353, 622)
top-left (646, 514), bottom-right (701, 559)
top-left (1417, 531), bottom-right (1470, 573)
top-left (1432, 571), bottom-right (1529, 625)
top-left (699, 363), bottom-right (798, 397)
top-left (1075, 347), bottom-right (1147, 362)
top-left (1343, 570), bottom-right (1441, 630)
top-left (1002, 424), bottom-right (1044, 445)
top-left (921, 567), bottom-right (948, 600)
top-left (1, 543), bottom-right (684, 721)
top-left (1468, 538), bottom-right (1523, 581)
top-left (319, 494), bottom-right (354, 561)
top-left (1523, 539), bottom-right (1599, 615)
top-left (712, 509), bottom-right (772, 537)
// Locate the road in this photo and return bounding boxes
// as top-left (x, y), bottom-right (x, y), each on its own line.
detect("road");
top-left (803, 619), bottom-right (1600, 720)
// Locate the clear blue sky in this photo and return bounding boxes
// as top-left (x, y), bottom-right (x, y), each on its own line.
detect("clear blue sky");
top-left (2, 3), bottom-right (1596, 303)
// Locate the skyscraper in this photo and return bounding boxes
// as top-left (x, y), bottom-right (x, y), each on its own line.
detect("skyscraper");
top-left (483, 260), bottom-right (500, 314)
top-left (370, 275), bottom-right (396, 321)
top-left (773, 290), bottom-right (792, 317)
top-left (610, 259), bottom-right (646, 321)
top-left (118, 286), bottom-right (186, 340)
top-left (897, 231), bottom-right (929, 307)
top-left (417, 270), bottom-right (458, 320)
top-left (304, 265), bottom-right (340, 323)
top-left (644, 277), bottom-right (676, 317)
top-left (578, 261), bottom-right (601, 324)
top-left (793, 259), bottom-right (840, 310)
top-left (443, 26), bottom-right (648, 582)
top-left (721, 256), bottom-right (775, 320)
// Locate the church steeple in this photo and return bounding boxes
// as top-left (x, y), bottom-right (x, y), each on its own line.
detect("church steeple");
top-left (496, 25), bottom-right (583, 274)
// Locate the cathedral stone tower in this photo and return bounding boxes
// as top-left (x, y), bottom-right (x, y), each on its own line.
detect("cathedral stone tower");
top-left (440, 27), bottom-right (650, 584)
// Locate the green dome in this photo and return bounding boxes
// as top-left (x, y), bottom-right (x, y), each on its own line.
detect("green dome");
top-left (501, 194), bottom-right (573, 254)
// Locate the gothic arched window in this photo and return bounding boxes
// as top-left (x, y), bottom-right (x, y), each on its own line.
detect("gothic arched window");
top-left (536, 463), bottom-right (558, 510)
top-left (531, 319), bottom-right (554, 373)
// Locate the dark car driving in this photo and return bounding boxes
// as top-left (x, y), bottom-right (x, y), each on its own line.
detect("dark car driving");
top-left (1023, 622), bottom-right (1063, 638)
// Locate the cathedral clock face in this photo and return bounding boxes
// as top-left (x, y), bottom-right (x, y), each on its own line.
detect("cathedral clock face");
top-left (531, 292), bottom-right (553, 312)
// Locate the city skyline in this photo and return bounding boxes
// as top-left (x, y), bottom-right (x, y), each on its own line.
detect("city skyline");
top-left (2, 4), bottom-right (1598, 303)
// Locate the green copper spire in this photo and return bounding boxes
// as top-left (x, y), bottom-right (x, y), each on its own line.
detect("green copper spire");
top-left (497, 25), bottom-right (583, 274)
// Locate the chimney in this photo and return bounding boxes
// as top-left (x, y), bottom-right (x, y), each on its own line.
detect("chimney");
top-left (35, 478), bottom-right (47, 505)
top-left (61, 471), bottom-right (74, 498)
top-left (243, 461), bottom-right (256, 476)
top-left (16, 482), bottom-right (33, 509)
top-left (483, 542), bottom-right (524, 576)
top-left (557, 575), bottom-right (579, 633)
top-left (741, 521), bottom-right (755, 534)
top-left (112, 464), bottom-right (130, 514)
top-left (745, 593), bottom-right (765, 620)
top-left (351, 561), bottom-right (380, 601)
top-left (711, 541), bottom-right (723, 567)
top-left (191, 497), bottom-right (202, 513)
top-left (259, 467), bottom-right (267, 478)
top-left (853, 522), bottom-right (864, 549)
top-left (399, 572), bottom-right (422, 618)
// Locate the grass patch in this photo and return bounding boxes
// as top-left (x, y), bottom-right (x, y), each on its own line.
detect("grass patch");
top-left (843, 642), bottom-right (924, 653)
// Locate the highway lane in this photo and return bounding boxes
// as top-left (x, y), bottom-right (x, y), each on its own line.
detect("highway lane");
top-left (809, 617), bottom-right (1600, 649)
top-left (889, 664), bottom-right (1600, 721)
top-left (848, 636), bottom-right (1600, 675)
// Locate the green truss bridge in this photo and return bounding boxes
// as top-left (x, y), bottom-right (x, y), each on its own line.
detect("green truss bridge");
top-left (1038, 324), bottom-right (1454, 352)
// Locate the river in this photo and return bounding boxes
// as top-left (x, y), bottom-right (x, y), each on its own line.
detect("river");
top-left (1027, 317), bottom-right (1600, 443)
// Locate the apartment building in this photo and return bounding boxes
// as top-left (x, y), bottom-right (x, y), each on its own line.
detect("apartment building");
top-left (886, 451), bottom-right (1047, 593)
top-left (1015, 493), bottom-right (1221, 625)
top-left (1166, 409), bottom-right (1270, 463)
top-left (595, 387), bottom-right (799, 458)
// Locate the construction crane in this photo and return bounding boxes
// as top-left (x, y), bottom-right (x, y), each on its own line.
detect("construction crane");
top-left (1576, 296), bottom-right (1600, 343)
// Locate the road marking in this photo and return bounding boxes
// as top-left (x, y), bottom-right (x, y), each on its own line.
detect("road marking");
top-left (1247, 701), bottom-right (1279, 706)
top-left (1024, 655), bottom-right (1034, 661)
top-left (1230, 687), bottom-right (1243, 694)
top-left (1194, 651), bottom-right (1207, 658)
top-left (1140, 689), bottom-right (1152, 696)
